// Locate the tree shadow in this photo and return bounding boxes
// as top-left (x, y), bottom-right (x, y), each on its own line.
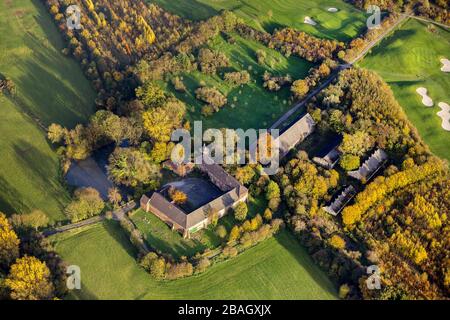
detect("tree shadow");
top-left (66, 284), bottom-right (99, 300)
top-left (10, 0), bottom-right (95, 128)
top-left (261, 21), bottom-right (287, 34)
top-left (14, 44), bottom-right (93, 128)
top-left (103, 220), bottom-right (139, 260)
top-left (150, 0), bottom-right (219, 20)
top-left (142, 222), bottom-right (206, 259)
top-left (0, 176), bottom-right (30, 215)
top-left (12, 139), bottom-right (69, 209)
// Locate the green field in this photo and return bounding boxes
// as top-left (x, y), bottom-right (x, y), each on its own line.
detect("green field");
top-left (149, 0), bottom-right (367, 42)
top-left (359, 19), bottom-right (450, 161)
top-left (163, 32), bottom-right (313, 130)
top-left (51, 221), bottom-right (337, 300)
top-left (0, 0), bottom-right (96, 221)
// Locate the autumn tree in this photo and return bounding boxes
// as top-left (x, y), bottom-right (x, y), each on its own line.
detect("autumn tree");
top-left (5, 256), bottom-right (54, 300)
top-left (9, 210), bottom-right (49, 230)
top-left (169, 187), bottom-right (188, 205)
top-left (234, 202), bottom-right (248, 221)
top-left (89, 110), bottom-right (123, 144)
top-left (142, 98), bottom-right (185, 142)
top-left (329, 235), bottom-right (346, 250)
top-left (340, 131), bottom-right (374, 156)
top-left (136, 81), bottom-right (166, 108)
top-left (195, 87), bottom-right (228, 111)
top-left (228, 225), bottom-right (241, 242)
top-left (197, 48), bottom-right (229, 74)
top-left (263, 208), bottom-right (273, 221)
top-left (235, 165), bottom-right (256, 185)
top-left (339, 154), bottom-right (360, 171)
top-left (47, 123), bottom-right (66, 144)
top-left (266, 180), bottom-right (280, 200)
top-left (108, 187), bottom-right (122, 208)
top-left (108, 148), bottom-right (161, 188)
top-left (139, 252), bottom-right (165, 279)
top-left (0, 212), bottom-right (20, 269)
top-left (224, 71), bottom-right (251, 86)
top-left (291, 79), bottom-right (310, 98)
top-left (65, 188), bottom-right (105, 223)
top-left (215, 225), bottom-right (227, 239)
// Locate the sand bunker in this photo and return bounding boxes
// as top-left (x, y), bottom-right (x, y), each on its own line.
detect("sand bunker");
top-left (416, 87), bottom-right (434, 107)
top-left (437, 102), bottom-right (450, 131)
top-left (440, 58), bottom-right (450, 73)
top-left (327, 8), bottom-right (339, 12)
top-left (304, 16), bottom-right (317, 26)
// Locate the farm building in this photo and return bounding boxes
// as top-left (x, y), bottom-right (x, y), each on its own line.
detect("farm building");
top-left (277, 113), bottom-right (316, 159)
top-left (162, 160), bottom-right (195, 176)
top-left (140, 161), bottom-right (248, 238)
top-left (312, 135), bottom-right (342, 169)
top-left (323, 185), bottom-right (356, 216)
top-left (348, 149), bottom-right (388, 182)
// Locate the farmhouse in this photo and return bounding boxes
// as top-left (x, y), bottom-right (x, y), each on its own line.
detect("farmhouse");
top-left (140, 161), bottom-right (248, 238)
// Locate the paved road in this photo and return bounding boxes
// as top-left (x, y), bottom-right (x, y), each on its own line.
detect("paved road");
top-left (42, 215), bottom-right (105, 237)
top-left (406, 14), bottom-right (449, 29)
top-left (270, 13), bottom-right (410, 131)
top-left (348, 13), bottom-right (410, 65)
top-left (270, 64), bottom-right (351, 130)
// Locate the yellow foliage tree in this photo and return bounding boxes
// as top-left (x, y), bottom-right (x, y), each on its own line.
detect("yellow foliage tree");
top-left (142, 108), bottom-right (173, 142)
top-left (228, 226), bottom-right (241, 242)
top-left (138, 16), bottom-right (156, 45)
top-left (5, 256), bottom-right (54, 300)
top-left (169, 188), bottom-right (188, 205)
top-left (329, 235), bottom-right (346, 250)
top-left (0, 212), bottom-right (20, 268)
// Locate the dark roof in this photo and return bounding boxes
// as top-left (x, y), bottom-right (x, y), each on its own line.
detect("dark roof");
top-left (187, 186), bottom-right (247, 228)
top-left (147, 192), bottom-right (187, 227)
top-left (198, 159), bottom-right (241, 191)
top-left (313, 134), bottom-right (342, 158)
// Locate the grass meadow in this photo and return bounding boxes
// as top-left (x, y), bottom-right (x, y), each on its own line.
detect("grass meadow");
top-left (0, 0), bottom-right (96, 221)
top-left (162, 32), bottom-right (313, 130)
top-left (359, 19), bottom-right (450, 161)
top-left (149, 0), bottom-right (367, 42)
top-left (51, 221), bottom-right (338, 300)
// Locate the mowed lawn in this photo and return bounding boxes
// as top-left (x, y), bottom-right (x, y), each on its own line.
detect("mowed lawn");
top-left (51, 221), bottom-right (337, 300)
top-left (129, 195), bottom-right (268, 259)
top-left (162, 32), bottom-right (313, 130)
top-left (149, 0), bottom-right (367, 41)
top-left (0, 0), bottom-right (96, 220)
top-left (359, 19), bottom-right (450, 161)
top-left (130, 209), bottom-right (211, 259)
